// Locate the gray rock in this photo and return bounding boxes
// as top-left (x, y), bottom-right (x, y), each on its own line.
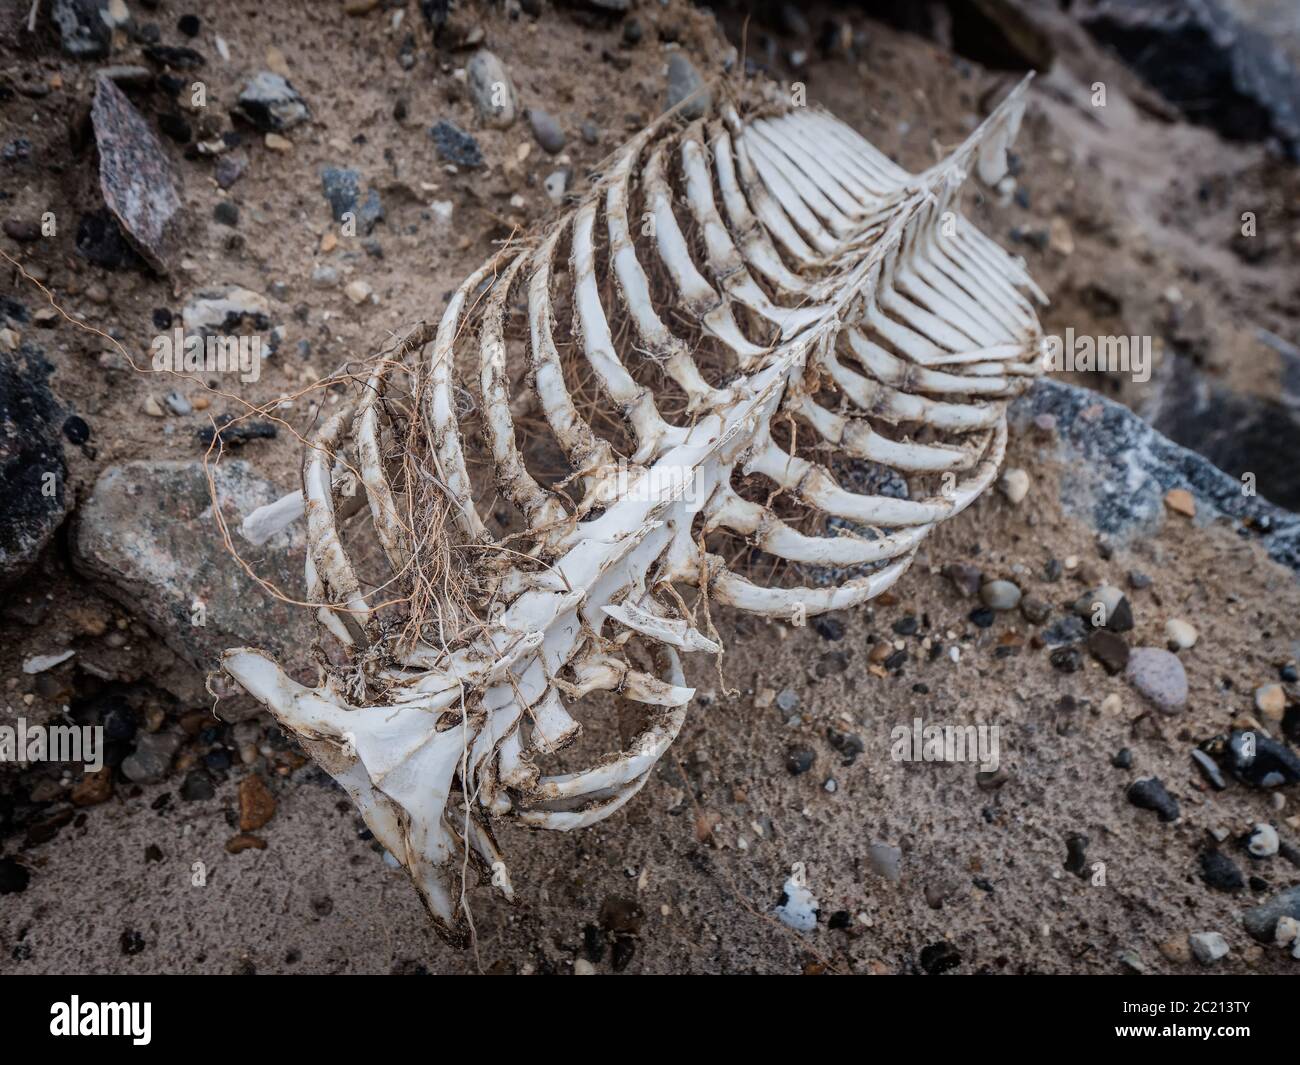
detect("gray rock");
top-left (527, 108), bottom-right (566, 154)
top-left (942, 562), bottom-right (982, 598)
top-left (234, 72), bottom-right (310, 133)
top-left (92, 75), bottom-right (184, 274)
top-left (72, 460), bottom-right (313, 680)
top-left (320, 168), bottom-right (384, 234)
top-left (1188, 931), bottom-right (1229, 965)
top-left (430, 120), bottom-right (484, 168)
top-left (775, 688), bottom-right (800, 717)
top-left (467, 51), bottom-right (518, 129)
top-left (666, 53), bottom-right (711, 120)
top-left (980, 579), bottom-right (1021, 611)
top-left (0, 348), bottom-right (68, 586)
top-left (866, 841), bottom-right (902, 882)
top-left (1010, 379), bottom-right (1300, 572)
top-left (53, 0), bottom-right (113, 59)
top-left (1243, 885), bottom-right (1300, 942)
top-left (121, 731), bottom-right (182, 784)
top-left (1124, 647), bottom-right (1188, 713)
top-left (181, 286), bottom-right (271, 337)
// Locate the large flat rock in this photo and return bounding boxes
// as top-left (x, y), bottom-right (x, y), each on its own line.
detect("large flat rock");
top-left (73, 460), bottom-right (313, 680)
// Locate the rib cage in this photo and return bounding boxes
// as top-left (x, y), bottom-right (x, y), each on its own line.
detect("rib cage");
top-left (222, 76), bottom-right (1045, 943)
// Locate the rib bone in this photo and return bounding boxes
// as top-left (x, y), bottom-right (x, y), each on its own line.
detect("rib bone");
top-left (222, 76), bottom-right (1045, 943)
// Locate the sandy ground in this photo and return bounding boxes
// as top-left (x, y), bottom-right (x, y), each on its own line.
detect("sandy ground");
top-left (1, 0), bottom-right (1298, 974)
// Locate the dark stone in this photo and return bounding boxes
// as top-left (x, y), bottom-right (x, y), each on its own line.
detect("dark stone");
top-left (178, 14), bottom-right (201, 37)
top-left (919, 940), bottom-right (961, 975)
top-left (234, 72), bottom-right (310, 132)
top-left (1223, 728), bottom-right (1300, 788)
top-left (1064, 833), bottom-right (1089, 877)
top-left (1199, 849), bottom-right (1244, 892)
top-left (62, 415), bottom-right (90, 445)
top-left (1105, 595), bottom-right (1134, 633)
top-left (3, 219), bottom-right (39, 243)
top-left (969, 606), bottom-right (995, 628)
top-left (1127, 776), bottom-right (1180, 822)
top-left (598, 895), bottom-right (643, 935)
top-left (120, 929), bottom-right (145, 955)
top-left (179, 770), bottom-right (215, 801)
top-left (812, 616), bottom-right (844, 641)
top-left (1043, 615), bottom-right (1087, 646)
top-left (1049, 646), bottom-right (1083, 673)
top-left (213, 201), bottom-right (239, 227)
top-left (0, 857), bottom-right (30, 894)
top-left (1243, 885), bottom-right (1300, 943)
top-left (826, 728), bottom-right (864, 765)
top-left (785, 746), bottom-right (816, 775)
top-left (52, 0), bottom-right (112, 59)
top-left (892, 615), bottom-right (919, 636)
top-left (156, 112), bottom-right (191, 143)
top-left (0, 348), bottom-right (68, 584)
top-left (320, 166), bottom-right (360, 221)
top-left (1111, 747), bottom-right (1133, 769)
top-left (76, 209), bottom-right (141, 270)
top-left (1190, 748), bottom-right (1227, 790)
top-left (1087, 629), bottom-right (1130, 674)
top-left (430, 119), bottom-right (484, 168)
top-left (143, 45), bottom-right (207, 70)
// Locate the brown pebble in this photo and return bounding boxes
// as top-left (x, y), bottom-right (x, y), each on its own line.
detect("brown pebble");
top-left (225, 833), bottom-right (267, 854)
top-left (71, 767), bottom-right (114, 807)
top-left (238, 773), bottom-right (277, 831)
top-left (1164, 488), bottom-right (1195, 517)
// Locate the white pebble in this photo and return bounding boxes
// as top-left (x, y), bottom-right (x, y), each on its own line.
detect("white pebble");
top-left (1248, 822), bottom-right (1280, 857)
top-left (1164, 618), bottom-right (1198, 650)
top-left (998, 467), bottom-right (1030, 505)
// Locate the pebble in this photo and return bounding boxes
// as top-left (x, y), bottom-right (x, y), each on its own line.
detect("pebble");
top-left (311, 266), bottom-right (338, 289)
top-left (1019, 595), bottom-right (1050, 624)
top-left (774, 873), bottom-right (818, 932)
top-left (1087, 630), bottom-right (1130, 675)
top-left (527, 108), bottom-right (566, 154)
top-left (1248, 823), bottom-right (1280, 858)
top-left (920, 941), bottom-right (961, 975)
top-left (164, 390), bottom-right (191, 416)
top-left (1128, 571), bottom-right (1153, 590)
top-left (142, 395), bottom-right (166, 418)
top-left (235, 72), bottom-right (311, 132)
top-left (775, 689), bottom-right (800, 716)
top-left (1064, 834), bottom-right (1089, 877)
top-left (1244, 886), bottom-right (1300, 942)
top-left (1127, 776), bottom-right (1180, 822)
top-left (866, 842), bottom-right (902, 882)
top-left (238, 774), bottom-right (277, 831)
top-left (1200, 849), bottom-right (1244, 892)
top-left (969, 606), bottom-right (996, 629)
top-left (544, 169), bottom-right (570, 203)
top-left (1188, 931), bottom-right (1229, 965)
top-left (665, 53), bottom-right (711, 119)
top-left (1124, 647), bottom-right (1188, 713)
top-left (1111, 747), bottom-right (1132, 769)
top-left (980, 580), bottom-right (1021, 611)
top-left (264, 133), bottom-right (293, 152)
top-left (179, 769), bottom-right (215, 802)
top-left (1255, 683), bottom-right (1287, 721)
top-left (1049, 646), bottom-right (1082, 673)
top-left (1191, 748), bottom-right (1227, 790)
top-left (1073, 585), bottom-right (1133, 632)
top-left (997, 467), bottom-right (1030, 504)
top-left (1165, 618), bottom-right (1198, 650)
top-left (1225, 729), bottom-right (1300, 788)
top-left (344, 280), bottom-right (373, 304)
top-left (213, 201), bottom-right (239, 227)
top-left (785, 746), bottom-right (815, 775)
top-left (812, 616), bottom-right (843, 641)
top-left (467, 51), bottom-right (518, 129)
top-left (942, 562), bottom-right (981, 597)
top-left (1164, 488), bottom-right (1196, 517)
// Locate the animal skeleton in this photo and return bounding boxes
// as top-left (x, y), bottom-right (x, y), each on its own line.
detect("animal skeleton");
top-left (222, 76), bottom-right (1045, 944)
